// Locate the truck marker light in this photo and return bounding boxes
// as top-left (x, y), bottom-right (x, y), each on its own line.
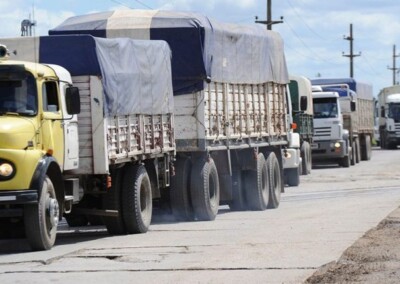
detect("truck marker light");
top-left (107, 175), bottom-right (112, 189)
top-left (0, 163), bottom-right (13, 177)
top-left (283, 150), bottom-right (292, 159)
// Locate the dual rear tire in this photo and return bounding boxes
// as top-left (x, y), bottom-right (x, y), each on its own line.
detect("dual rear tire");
top-left (103, 164), bottom-right (152, 235)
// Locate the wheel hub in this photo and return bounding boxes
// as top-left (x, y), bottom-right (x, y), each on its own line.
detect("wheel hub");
top-left (48, 198), bottom-right (60, 228)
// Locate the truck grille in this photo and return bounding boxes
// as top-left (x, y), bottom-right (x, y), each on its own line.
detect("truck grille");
top-left (314, 127), bottom-right (331, 138)
top-left (395, 123), bottom-right (400, 136)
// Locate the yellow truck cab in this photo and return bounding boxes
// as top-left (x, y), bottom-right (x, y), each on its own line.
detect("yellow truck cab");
top-left (0, 45), bottom-right (80, 250)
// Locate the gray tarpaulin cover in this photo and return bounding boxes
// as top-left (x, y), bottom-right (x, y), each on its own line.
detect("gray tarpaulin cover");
top-left (94, 37), bottom-right (174, 116)
top-left (0, 35), bottom-right (174, 116)
top-left (49, 10), bottom-right (289, 94)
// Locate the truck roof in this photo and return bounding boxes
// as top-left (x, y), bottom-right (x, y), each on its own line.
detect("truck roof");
top-left (312, 91), bottom-right (339, 99)
top-left (311, 78), bottom-right (373, 100)
top-left (49, 9), bottom-right (289, 94)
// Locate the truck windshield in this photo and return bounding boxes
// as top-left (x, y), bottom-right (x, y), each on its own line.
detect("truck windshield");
top-left (313, 97), bottom-right (338, 119)
top-left (388, 103), bottom-right (400, 122)
top-left (0, 72), bottom-right (37, 116)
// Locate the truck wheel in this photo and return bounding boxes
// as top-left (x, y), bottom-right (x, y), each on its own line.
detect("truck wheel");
top-left (341, 154), bottom-right (351, 168)
top-left (243, 153), bottom-right (269, 211)
top-left (122, 164), bottom-right (152, 233)
top-left (229, 170), bottom-right (247, 211)
top-left (286, 167), bottom-right (300, 187)
top-left (301, 142), bottom-right (311, 175)
top-left (103, 167), bottom-right (126, 235)
top-left (365, 135), bottom-right (372, 160)
top-left (267, 152), bottom-right (282, 209)
top-left (190, 157), bottom-right (220, 221)
top-left (170, 157), bottom-right (195, 221)
top-left (351, 141), bottom-right (356, 166)
top-left (361, 135), bottom-right (372, 160)
top-left (355, 139), bottom-right (361, 163)
top-left (24, 176), bottom-right (58, 251)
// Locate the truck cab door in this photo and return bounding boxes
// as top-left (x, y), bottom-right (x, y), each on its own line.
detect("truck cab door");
top-left (41, 81), bottom-right (64, 167)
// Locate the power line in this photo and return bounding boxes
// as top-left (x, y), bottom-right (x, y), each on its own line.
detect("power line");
top-left (284, 19), bottom-right (337, 64)
top-left (110, 0), bottom-right (133, 9)
top-left (131, 0), bottom-right (153, 9)
top-left (284, 0), bottom-right (325, 41)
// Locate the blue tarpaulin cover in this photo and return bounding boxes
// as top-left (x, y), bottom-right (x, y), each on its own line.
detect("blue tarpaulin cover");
top-left (49, 10), bottom-right (289, 94)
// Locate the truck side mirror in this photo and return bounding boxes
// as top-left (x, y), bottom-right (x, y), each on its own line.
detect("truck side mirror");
top-left (351, 101), bottom-right (356, 112)
top-left (300, 96), bottom-right (308, 111)
top-left (65, 86), bottom-right (81, 115)
top-left (380, 106), bottom-right (385, 117)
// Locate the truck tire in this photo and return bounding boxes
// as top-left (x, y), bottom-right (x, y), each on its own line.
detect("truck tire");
top-left (229, 170), bottom-right (247, 211)
top-left (243, 153), bottom-right (269, 211)
top-left (267, 152), bottom-right (282, 209)
top-left (170, 157), bottom-right (195, 221)
top-left (190, 157), bottom-right (220, 221)
top-left (24, 176), bottom-right (58, 251)
top-left (286, 167), bottom-right (300, 187)
top-left (301, 142), bottom-right (312, 175)
top-left (351, 141), bottom-right (356, 166)
top-left (361, 135), bottom-right (372, 161)
top-left (341, 154), bottom-right (351, 168)
top-left (355, 138), bottom-right (361, 163)
top-left (103, 167), bottom-right (126, 235)
top-left (122, 164), bottom-right (152, 234)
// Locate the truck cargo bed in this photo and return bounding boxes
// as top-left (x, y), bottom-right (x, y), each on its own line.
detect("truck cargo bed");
top-left (175, 81), bottom-right (288, 152)
top-left (70, 76), bottom-right (175, 175)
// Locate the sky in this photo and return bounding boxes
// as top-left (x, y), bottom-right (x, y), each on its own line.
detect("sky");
top-left (1, 0), bottom-right (400, 96)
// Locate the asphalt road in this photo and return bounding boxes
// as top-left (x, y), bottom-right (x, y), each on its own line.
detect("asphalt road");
top-left (1, 147), bottom-right (400, 283)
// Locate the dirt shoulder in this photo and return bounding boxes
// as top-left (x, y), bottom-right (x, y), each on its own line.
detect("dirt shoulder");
top-left (305, 206), bottom-right (400, 283)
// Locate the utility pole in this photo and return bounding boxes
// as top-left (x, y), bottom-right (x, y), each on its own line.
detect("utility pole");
top-left (255, 0), bottom-right (283, 30)
top-left (342, 23), bottom-right (361, 78)
top-left (387, 45), bottom-right (400, 85)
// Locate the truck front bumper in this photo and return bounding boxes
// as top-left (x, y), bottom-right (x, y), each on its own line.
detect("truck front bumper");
top-left (385, 131), bottom-right (400, 145)
top-left (0, 190), bottom-right (38, 205)
top-left (311, 140), bottom-right (347, 161)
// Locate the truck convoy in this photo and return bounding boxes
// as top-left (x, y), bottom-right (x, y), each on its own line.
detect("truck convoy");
top-left (0, 10), bottom-right (290, 250)
top-left (377, 85), bottom-right (400, 149)
top-left (311, 78), bottom-right (374, 167)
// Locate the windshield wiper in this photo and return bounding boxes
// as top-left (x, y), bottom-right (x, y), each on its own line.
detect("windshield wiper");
top-left (0, 111), bottom-right (20, 116)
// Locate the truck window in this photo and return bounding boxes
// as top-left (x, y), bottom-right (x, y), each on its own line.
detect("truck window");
top-left (42, 81), bottom-right (59, 112)
top-left (0, 72), bottom-right (37, 116)
top-left (313, 97), bottom-right (338, 119)
top-left (388, 103), bottom-right (400, 122)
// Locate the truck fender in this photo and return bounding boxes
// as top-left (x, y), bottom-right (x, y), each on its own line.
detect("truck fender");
top-left (30, 155), bottom-right (65, 219)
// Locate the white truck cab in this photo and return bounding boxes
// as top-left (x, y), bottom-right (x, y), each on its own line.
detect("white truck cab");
top-left (311, 91), bottom-right (351, 167)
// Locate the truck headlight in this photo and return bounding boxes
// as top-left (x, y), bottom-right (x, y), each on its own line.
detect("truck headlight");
top-left (0, 163), bottom-right (14, 177)
top-left (334, 142), bottom-right (341, 148)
